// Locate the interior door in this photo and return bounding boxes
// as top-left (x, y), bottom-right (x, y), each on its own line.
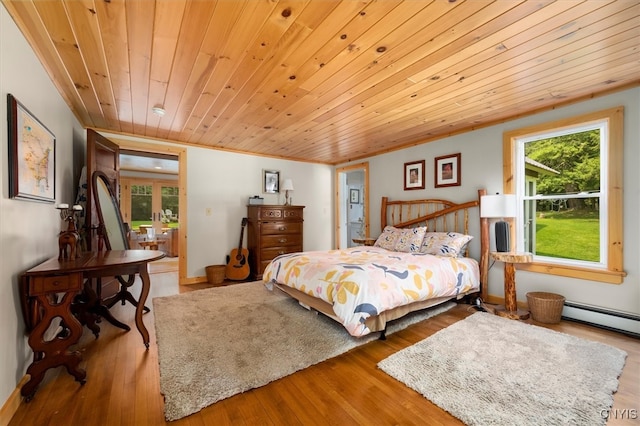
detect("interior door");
top-left (86, 129), bottom-right (120, 251)
top-left (85, 129), bottom-right (122, 298)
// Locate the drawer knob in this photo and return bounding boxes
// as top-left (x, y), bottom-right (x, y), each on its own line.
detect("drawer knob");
top-left (279, 226), bottom-right (287, 231)
top-left (278, 251), bottom-right (285, 255)
top-left (52, 280), bottom-right (62, 287)
top-left (279, 238), bottom-right (287, 243)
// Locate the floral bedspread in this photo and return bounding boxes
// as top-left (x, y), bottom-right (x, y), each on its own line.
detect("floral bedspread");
top-left (263, 246), bottom-right (480, 337)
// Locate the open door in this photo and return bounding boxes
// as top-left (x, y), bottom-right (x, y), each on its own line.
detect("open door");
top-left (335, 162), bottom-right (370, 249)
top-left (85, 129), bottom-right (120, 251)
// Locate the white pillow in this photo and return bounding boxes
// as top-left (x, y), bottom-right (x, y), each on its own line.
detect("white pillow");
top-left (420, 232), bottom-right (473, 257)
top-left (374, 226), bottom-right (427, 253)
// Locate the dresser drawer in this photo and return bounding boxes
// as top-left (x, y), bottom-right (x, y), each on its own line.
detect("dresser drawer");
top-left (262, 222), bottom-right (302, 235)
top-left (29, 273), bottom-right (83, 296)
top-left (261, 234), bottom-right (302, 247)
top-left (258, 207), bottom-right (284, 219)
top-left (257, 207), bottom-right (304, 220)
top-left (261, 245), bottom-right (303, 262)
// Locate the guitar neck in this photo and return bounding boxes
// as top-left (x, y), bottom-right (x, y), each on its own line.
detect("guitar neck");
top-left (237, 218), bottom-right (248, 251)
top-left (237, 227), bottom-right (245, 251)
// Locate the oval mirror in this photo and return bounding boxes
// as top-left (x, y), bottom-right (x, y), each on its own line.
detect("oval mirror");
top-left (92, 170), bottom-right (128, 250)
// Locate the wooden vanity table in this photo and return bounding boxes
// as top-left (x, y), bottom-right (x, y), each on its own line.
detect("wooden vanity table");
top-left (19, 249), bottom-right (164, 400)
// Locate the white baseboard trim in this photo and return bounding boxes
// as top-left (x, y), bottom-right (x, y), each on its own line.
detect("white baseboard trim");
top-left (562, 301), bottom-right (640, 338)
top-left (0, 375), bottom-right (28, 426)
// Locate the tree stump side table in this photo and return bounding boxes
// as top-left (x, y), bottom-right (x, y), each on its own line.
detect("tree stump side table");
top-left (490, 251), bottom-right (533, 320)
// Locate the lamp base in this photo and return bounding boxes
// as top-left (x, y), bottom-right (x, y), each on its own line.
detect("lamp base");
top-left (495, 221), bottom-right (510, 252)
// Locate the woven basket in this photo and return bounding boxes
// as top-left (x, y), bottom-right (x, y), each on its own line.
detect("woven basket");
top-left (526, 292), bottom-right (565, 324)
top-left (205, 265), bottom-right (226, 285)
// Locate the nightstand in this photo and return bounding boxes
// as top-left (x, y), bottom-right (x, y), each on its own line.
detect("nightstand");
top-left (490, 251), bottom-right (533, 320)
top-left (352, 238), bottom-right (376, 246)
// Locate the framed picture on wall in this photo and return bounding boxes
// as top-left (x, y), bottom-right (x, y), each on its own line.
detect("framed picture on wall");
top-left (263, 169), bottom-right (280, 193)
top-left (7, 94), bottom-right (56, 203)
top-left (404, 160), bottom-right (425, 190)
top-left (434, 153), bottom-right (461, 188)
top-left (350, 188), bottom-right (359, 204)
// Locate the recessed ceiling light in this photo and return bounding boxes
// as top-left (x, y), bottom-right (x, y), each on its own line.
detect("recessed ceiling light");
top-left (152, 106), bottom-right (166, 117)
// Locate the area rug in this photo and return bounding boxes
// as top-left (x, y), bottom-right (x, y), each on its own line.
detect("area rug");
top-left (152, 281), bottom-right (455, 421)
top-left (378, 312), bottom-right (627, 426)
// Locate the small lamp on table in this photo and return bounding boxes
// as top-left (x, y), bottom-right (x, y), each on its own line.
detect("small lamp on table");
top-left (480, 193), bottom-right (516, 252)
top-left (282, 179), bottom-right (294, 205)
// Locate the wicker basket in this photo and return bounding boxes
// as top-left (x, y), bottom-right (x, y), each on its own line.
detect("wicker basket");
top-left (526, 292), bottom-right (565, 324)
top-left (205, 265), bottom-right (226, 285)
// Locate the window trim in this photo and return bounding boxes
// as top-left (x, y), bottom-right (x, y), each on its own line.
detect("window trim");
top-left (502, 107), bottom-right (625, 284)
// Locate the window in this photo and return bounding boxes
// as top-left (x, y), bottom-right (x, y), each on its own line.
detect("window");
top-left (503, 107), bottom-right (625, 284)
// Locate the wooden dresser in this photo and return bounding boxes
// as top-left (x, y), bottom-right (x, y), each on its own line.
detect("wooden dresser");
top-left (247, 205), bottom-right (304, 280)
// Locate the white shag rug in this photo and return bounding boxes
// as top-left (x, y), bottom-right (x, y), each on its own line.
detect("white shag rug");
top-left (152, 281), bottom-right (455, 421)
top-left (378, 312), bottom-right (627, 426)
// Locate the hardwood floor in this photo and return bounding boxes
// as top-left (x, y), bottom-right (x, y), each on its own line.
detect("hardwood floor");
top-left (9, 270), bottom-right (640, 425)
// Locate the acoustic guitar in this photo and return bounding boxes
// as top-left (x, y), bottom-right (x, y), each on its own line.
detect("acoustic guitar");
top-left (225, 217), bottom-right (250, 280)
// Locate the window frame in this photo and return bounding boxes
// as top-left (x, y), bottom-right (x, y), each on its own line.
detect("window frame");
top-left (502, 107), bottom-right (625, 284)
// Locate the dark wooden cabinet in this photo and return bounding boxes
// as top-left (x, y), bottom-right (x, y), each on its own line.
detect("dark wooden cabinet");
top-left (247, 205), bottom-right (304, 280)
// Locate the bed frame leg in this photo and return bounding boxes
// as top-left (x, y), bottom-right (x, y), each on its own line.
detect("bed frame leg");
top-left (378, 328), bottom-right (387, 340)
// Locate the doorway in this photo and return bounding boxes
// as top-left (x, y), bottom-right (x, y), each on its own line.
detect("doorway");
top-left (106, 139), bottom-right (186, 282)
top-left (335, 162), bottom-right (370, 249)
top-left (120, 177), bottom-right (180, 256)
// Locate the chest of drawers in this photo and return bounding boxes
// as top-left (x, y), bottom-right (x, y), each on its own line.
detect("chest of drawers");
top-left (247, 205), bottom-right (304, 280)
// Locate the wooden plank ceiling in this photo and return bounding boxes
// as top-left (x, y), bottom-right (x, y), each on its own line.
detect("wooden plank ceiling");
top-left (3, 0), bottom-right (639, 165)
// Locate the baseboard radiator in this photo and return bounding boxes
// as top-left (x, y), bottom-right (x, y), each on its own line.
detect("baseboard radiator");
top-left (562, 301), bottom-right (640, 339)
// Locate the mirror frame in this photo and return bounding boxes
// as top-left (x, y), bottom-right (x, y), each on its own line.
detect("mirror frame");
top-left (91, 170), bottom-right (129, 251)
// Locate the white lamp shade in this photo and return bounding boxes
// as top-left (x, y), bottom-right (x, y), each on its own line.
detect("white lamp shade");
top-left (281, 179), bottom-right (294, 191)
top-left (480, 194), bottom-right (516, 218)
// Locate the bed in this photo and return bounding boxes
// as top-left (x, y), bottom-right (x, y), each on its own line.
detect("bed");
top-left (263, 190), bottom-right (490, 337)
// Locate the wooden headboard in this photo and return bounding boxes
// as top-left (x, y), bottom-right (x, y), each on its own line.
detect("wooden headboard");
top-left (380, 189), bottom-right (489, 301)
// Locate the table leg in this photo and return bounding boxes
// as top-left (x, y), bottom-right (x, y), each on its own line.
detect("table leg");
top-left (495, 262), bottom-right (530, 320)
top-left (136, 264), bottom-right (151, 349)
top-left (22, 292), bottom-right (86, 400)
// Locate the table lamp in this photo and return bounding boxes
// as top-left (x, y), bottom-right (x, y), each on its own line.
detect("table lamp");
top-left (282, 179), bottom-right (294, 205)
top-left (480, 194), bottom-right (516, 252)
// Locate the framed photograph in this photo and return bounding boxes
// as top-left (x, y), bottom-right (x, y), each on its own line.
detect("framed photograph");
top-left (7, 94), bottom-right (56, 203)
top-left (263, 169), bottom-right (280, 193)
top-left (350, 188), bottom-right (359, 204)
top-left (434, 153), bottom-right (461, 188)
top-left (404, 160), bottom-right (425, 190)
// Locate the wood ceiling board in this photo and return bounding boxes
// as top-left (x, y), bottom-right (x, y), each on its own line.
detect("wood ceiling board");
top-left (125, 0), bottom-right (154, 135)
top-left (3, 0), bottom-right (639, 165)
top-left (94, 0), bottom-right (133, 133)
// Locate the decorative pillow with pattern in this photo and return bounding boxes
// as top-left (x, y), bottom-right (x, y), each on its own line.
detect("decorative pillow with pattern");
top-left (393, 226), bottom-right (427, 253)
top-left (374, 226), bottom-right (427, 253)
top-left (373, 226), bottom-right (400, 251)
top-left (420, 232), bottom-right (473, 257)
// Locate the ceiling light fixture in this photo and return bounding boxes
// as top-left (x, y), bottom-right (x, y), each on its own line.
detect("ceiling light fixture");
top-left (152, 106), bottom-right (166, 117)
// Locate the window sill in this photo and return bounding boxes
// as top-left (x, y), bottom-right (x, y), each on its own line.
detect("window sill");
top-left (518, 262), bottom-right (626, 284)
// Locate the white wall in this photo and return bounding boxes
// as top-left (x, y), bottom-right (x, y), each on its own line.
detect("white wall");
top-left (1, 4), bottom-right (86, 409)
top-left (184, 147), bottom-right (334, 276)
top-left (341, 87), bottom-right (640, 318)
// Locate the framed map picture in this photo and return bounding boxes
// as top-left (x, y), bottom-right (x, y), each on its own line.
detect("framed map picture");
top-left (7, 94), bottom-right (56, 203)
